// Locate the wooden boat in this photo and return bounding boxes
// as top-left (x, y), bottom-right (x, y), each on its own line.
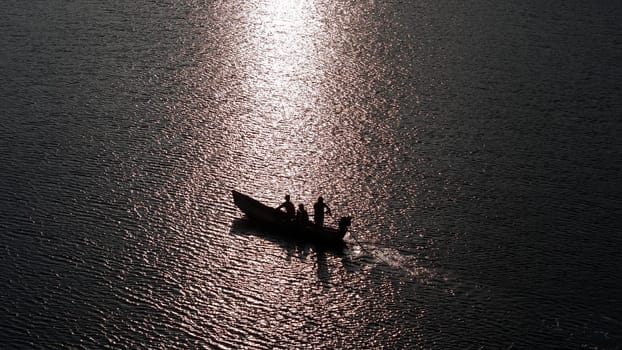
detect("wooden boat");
top-left (231, 190), bottom-right (352, 245)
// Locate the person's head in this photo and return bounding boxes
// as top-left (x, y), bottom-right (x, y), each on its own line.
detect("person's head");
top-left (298, 204), bottom-right (304, 210)
top-left (318, 196), bottom-right (324, 203)
top-left (285, 194), bottom-right (291, 201)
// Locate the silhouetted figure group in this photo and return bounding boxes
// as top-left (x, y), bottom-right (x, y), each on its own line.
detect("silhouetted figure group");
top-left (276, 194), bottom-right (331, 227)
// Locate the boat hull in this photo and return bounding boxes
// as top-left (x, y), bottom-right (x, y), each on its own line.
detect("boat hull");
top-left (232, 190), bottom-right (347, 245)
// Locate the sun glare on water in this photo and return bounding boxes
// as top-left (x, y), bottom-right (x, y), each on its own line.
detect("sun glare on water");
top-left (226, 0), bottom-right (337, 199)
top-left (218, 0), bottom-right (396, 211)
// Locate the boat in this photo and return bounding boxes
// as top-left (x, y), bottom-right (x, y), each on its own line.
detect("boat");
top-left (231, 190), bottom-right (352, 245)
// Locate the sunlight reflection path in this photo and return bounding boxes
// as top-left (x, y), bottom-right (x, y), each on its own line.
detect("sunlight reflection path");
top-left (231, 0), bottom-right (333, 200)
top-left (221, 0), bottom-right (405, 227)
top-left (177, 1), bottom-right (437, 347)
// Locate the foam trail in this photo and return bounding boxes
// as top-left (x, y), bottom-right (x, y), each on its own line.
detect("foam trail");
top-left (348, 233), bottom-right (431, 280)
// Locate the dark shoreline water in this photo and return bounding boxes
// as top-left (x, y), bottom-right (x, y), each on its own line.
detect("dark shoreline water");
top-left (2, 1), bottom-right (622, 348)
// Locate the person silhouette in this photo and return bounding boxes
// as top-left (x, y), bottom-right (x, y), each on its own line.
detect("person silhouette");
top-left (313, 196), bottom-right (331, 227)
top-left (276, 194), bottom-right (295, 220)
top-left (296, 203), bottom-right (309, 224)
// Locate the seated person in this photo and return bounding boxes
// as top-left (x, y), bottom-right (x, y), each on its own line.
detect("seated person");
top-left (296, 203), bottom-right (309, 224)
top-left (276, 194), bottom-right (295, 220)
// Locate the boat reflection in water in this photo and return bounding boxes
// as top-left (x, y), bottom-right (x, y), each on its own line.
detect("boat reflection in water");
top-left (231, 190), bottom-right (352, 247)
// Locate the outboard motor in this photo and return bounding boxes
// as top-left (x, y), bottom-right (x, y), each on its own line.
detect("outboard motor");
top-left (338, 216), bottom-right (352, 233)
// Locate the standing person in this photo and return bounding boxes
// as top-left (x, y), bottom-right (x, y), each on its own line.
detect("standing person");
top-left (313, 196), bottom-right (331, 227)
top-left (276, 194), bottom-right (296, 220)
top-left (296, 203), bottom-right (309, 224)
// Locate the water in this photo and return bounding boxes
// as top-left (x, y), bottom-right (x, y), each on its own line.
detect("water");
top-left (2, 0), bottom-right (622, 348)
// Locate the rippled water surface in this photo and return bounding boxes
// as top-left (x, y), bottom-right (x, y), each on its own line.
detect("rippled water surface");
top-left (2, 0), bottom-right (622, 348)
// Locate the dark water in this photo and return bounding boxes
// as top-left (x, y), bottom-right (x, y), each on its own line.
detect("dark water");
top-left (2, 1), bottom-right (622, 348)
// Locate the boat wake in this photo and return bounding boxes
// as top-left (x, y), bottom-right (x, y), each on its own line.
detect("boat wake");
top-left (346, 233), bottom-right (435, 282)
top-left (346, 234), bottom-right (496, 302)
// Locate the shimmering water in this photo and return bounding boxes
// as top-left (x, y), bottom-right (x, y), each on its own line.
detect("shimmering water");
top-left (2, 0), bottom-right (622, 348)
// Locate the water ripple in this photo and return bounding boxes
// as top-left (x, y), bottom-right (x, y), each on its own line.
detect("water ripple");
top-left (3, 0), bottom-right (622, 349)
